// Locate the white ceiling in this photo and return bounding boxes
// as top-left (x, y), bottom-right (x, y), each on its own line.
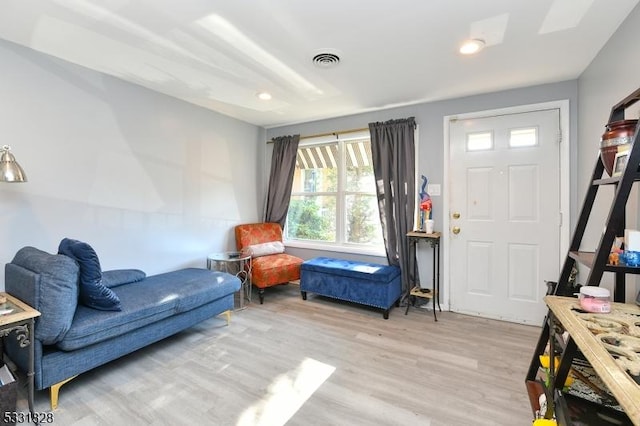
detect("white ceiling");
top-left (0, 0), bottom-right (638, 128)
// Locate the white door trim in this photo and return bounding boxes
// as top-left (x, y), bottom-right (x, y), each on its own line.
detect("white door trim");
top-left (442, 100), bottom-right (570, 311)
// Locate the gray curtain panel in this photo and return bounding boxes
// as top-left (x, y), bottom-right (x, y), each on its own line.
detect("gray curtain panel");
top-left (369, 117), bottom-right (417, 297)
top-left (264, 134), bottom-right (300, 227)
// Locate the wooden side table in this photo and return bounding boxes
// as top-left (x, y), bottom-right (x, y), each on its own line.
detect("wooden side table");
top-left (0, 293), bottom-right (40, 419)
top-left (405, 231), bottom-right (441, 321)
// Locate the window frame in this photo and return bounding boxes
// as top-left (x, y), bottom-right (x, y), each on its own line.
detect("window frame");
top-left (284, 134), bottom-right (385, 257)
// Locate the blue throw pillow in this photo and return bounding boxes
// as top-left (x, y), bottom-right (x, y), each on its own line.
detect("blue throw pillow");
top-left (102, 269), bottom-right (146, 288)
top-left (58, 238), bottom-right (122, 311)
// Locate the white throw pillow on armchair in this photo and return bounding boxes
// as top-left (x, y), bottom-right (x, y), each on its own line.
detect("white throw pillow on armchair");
top-left (244, 241), bottom-right (285, 257)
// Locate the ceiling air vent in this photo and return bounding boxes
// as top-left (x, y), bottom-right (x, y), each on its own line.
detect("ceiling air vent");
top-left (312, 52), bottom-right (340, 68)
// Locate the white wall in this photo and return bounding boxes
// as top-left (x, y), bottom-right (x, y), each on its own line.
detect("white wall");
top-left (578, 3), bottom-right (640, 301)
top-left (0, 39), bottom-right (265, 287)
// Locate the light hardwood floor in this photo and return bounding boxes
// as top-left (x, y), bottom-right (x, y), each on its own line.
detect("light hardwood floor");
top-left (13, 285), bottom-right (541, 425)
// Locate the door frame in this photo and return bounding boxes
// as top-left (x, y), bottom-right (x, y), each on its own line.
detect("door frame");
top-left (442, 100), bottom-right (571, 312)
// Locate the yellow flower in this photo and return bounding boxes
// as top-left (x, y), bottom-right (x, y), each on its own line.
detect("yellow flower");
top-left (533, 420), bottom-right (557, 426)
top-left (539, 355), bottom-right (575, 388)
top-left (539, 355), bottom-right (559, 369)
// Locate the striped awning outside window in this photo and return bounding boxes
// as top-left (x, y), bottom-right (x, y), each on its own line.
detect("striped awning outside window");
top-left (296, 140), bottom-right (372, 169)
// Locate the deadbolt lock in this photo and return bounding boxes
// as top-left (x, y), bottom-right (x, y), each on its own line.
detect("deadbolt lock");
top-left (452, 212), bottom-right (461, 219)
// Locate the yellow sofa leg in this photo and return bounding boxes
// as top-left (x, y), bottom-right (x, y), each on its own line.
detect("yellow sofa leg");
top-left (50, 376), bottom-right (77, 410)
top-left (223, 309), bottom-right (231, 325)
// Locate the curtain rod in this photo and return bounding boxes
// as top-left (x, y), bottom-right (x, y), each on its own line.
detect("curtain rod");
top-left (267, 126), bottom-right (369, 144)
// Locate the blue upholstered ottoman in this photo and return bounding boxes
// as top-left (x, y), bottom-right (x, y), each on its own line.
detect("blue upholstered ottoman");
top-left (300, 257), bottom-right (402, 319)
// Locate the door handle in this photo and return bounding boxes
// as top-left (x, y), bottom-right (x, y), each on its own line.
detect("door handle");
top-left (452, 212), bottom-right (461, 219)
top-left (452, 226), bottom-right (461, 235)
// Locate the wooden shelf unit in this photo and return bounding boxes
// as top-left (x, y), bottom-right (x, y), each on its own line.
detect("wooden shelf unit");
top-left (526, 87), bottom-right (640, 424)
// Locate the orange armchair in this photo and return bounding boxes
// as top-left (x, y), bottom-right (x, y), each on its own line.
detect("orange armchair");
top-left (235, 223), bottom-right (303, 304)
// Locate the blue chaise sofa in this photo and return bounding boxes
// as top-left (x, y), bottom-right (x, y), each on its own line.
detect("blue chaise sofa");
top-left (4, 244), bottom-right (240, 410)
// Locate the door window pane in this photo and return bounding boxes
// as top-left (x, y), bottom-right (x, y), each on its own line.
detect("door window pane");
top-left (509, 128), bottom-right (538, 148)
top-left (467, 132), bottom-right (493, 151)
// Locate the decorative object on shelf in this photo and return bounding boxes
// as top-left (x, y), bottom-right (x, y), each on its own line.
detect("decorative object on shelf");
top-left (600, 119), bottom-right (637, 176)
top-left (609, 236), bottom-right (624, 265)
top-left (621, 250), bottom-right (640, 267)
top-left (613, 150), bottom-right (629, 177)
top-left (416, 175), bottom-right (432, 232)
top-left (625, 229), bottom-right (640, 251)
top-left (0, 145), bottom-right (27, 182)
top-left (425, 218), bottom-right (434, 234)
top-left (612, 235), bottom-right (624, 252)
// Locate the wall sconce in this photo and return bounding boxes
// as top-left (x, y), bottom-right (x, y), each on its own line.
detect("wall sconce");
top-left (0, 145), bottom-right (27, 182)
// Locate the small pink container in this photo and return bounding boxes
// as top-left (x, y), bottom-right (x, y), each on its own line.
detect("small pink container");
top-left (579, 287), bottom-right (611, 313)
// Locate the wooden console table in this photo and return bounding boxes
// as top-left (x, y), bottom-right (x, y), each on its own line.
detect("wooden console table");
top-left (0, 292), bottom-right (40, 420)
top-left (405, 231), bottom-right (441, 321)
top-left (542, 296), bottom-right (640, 424)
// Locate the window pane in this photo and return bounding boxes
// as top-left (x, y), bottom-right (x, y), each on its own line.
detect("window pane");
top-left (291, 167), bottom-right (337, 193)
top-left (345, 194), bottom-right (382, 244)
top-left (467, 132), bottom-right (493, 151)
top-left (286, 195), bottom-right (336, 242)
top-left (510, 127), bottom-right (538, 147)
top-left (346, 140), bottom-right (375, 191)
top-left (293, 144), bottom-right (338, 192)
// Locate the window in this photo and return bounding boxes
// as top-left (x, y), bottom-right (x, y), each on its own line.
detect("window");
top-left (467, 131), bottom-right (493, 151)
top-left (509, 127), bottom-right (538, 148)
top-left (285, 135), bottom-right (383, 251)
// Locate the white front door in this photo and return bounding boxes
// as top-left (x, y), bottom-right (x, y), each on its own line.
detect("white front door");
top-left (448, 109), bottom-right (561, 324)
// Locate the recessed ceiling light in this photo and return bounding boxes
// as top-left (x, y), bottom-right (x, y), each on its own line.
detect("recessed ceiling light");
top-left (459, 39), bottom-right (485, 55)
top-left (257, 92), bottom-right (272, 101)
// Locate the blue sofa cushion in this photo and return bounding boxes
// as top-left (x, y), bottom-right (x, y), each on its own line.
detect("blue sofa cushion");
top-left (300, 257), bottom-right (400, 282)
top-left (57, 268), bottom-right (240, 351)
top-left (7, 247), bottom-right (79, 344)
top-left (58, 238), bottom-right (121, 311)
top-left (102, 269), bottom-right (146, 288)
